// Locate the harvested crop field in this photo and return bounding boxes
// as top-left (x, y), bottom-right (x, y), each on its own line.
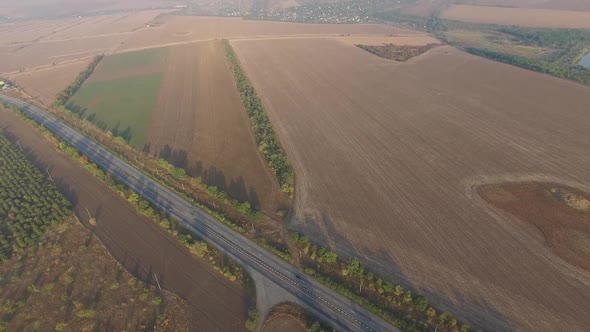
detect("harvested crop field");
top-left (0, 105), bottom-right (249, 331)
top-left (479, 182), bottom-right (590, 272)
top-left (68, 40), bottom-right (285, 211)
top-left (145, 40), bottom-right (285, 211)
top-left (116, 15), bottom-right (418, 52)
top-left (0, 10), bottom-right (165, 74)
top-left (442, 5), bottom-right (590, 28)
top-left (0, 0), bottom-right (174, 18)
top-left (6, 59), bottom-right (91, 106)
top-left (232, 38), bottom-right (590, 331)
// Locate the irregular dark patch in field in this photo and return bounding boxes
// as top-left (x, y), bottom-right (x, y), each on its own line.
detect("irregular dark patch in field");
top-left (356, 43), bottom-right (442, 61)
top-left (479, 182), bottom-right (590, 272)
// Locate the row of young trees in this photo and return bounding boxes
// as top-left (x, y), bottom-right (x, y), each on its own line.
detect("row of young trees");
top-left (222, 40), bottom-right (295, 196)
top-left (0, 132), bottom-right (71, 261)
top-left (53, 55), bottom-right (103, 107)
top-left (289, 232), bottom-right (474, 332)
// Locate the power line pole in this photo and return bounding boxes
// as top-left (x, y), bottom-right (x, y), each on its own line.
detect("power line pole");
top-left (154, 274), bottom-right (162, 291)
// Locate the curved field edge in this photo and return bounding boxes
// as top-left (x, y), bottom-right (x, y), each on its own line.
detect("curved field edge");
top-left (478, 181), bottom-right (590, 272)
top-left (222, 39), bottom-right (295, 197)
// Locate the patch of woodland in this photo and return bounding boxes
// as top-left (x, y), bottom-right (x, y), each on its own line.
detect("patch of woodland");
top-left (356, 43), bottom-right (442, 61)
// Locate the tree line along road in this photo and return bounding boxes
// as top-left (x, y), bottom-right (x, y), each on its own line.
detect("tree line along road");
top-left (0, 94), bottom-right (399, 332)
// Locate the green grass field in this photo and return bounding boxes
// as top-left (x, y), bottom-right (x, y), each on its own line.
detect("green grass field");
top-left (95, 47), bottom-right (167, 77)
top-left (446, 29), bottom-right (548, 58)
top-left (67, 48), bottom-right (167, 149)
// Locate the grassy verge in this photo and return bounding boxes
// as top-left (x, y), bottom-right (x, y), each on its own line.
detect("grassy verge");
top-left (222, 40), bottom-right (295, 197)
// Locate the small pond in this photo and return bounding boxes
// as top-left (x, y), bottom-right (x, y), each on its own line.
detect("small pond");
top-left (579, 52), bottom-right (590, 68)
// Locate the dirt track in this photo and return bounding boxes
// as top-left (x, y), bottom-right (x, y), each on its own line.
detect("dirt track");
top-left (7, 59), bottom-right (91, 105)
top-left (144, 40), bottom-right (285, 212)
top-left (116, 16), bottom-right (417, 52)
top-left (232, 39), bottom-right (590, 331)
top-left (0, 105), bottom-right (248, 331)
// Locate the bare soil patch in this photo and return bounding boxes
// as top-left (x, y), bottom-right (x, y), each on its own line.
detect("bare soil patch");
top-left (356, 43), bottom-right (442, 61)
top-left (6, 59), bottom-right (91, 106)
top-left (145, 40), bottom-right (288, 213)
top-left (232, 38), bottom-right (590, 331)
top-left (442, 5), bottom-right (590, 28)
top-left (0, 105), bottom-right (249, 331)
top-left (479, 182), bottom-right (590, 272)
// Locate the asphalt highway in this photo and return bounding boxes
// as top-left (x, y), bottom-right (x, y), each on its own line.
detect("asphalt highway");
top-left (0, 94), bottom-right (399, 332)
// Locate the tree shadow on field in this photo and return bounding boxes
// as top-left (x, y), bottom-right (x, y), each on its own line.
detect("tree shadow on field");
top-left (110, 122), bottom-right (133, 143)
top-left (65, 102), bottom-right (87, 118)
top-left (156, 144), bottom-right (261, 209)
top-left (290, 210), bottom-right (515, 331)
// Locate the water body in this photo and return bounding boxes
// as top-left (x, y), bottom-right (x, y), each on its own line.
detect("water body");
top-left (579, 52), bottom-right (590, 68)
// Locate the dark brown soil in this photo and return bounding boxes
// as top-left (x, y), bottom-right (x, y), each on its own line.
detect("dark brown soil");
top-left (479, 182), bottom-right (590, 272)
top-left (262, 314), bottom-right (306, 332)
top-left (356, 43), bottom-right (442, 61)
top-left (0, 105), bottom-right (249, 331)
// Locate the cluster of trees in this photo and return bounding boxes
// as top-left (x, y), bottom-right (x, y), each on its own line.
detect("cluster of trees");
top-left (465, 47), bottom-right (590, 85)
top-left (222, 40), bottom-right (295, 196)
top-left (289, 232), bottom-right (473, 332)
top-left (497, 26), bottom-right (590, 48)
top-left (54, 55), bottom-right (103, 107)
top-left (290, 232), bottom-right (337, 263)
top-left (0, 133), bottom-right (71, 261)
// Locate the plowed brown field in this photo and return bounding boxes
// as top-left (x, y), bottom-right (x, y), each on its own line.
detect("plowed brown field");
top-left (0, 105), bottom-right (248, 331)
top-left (117, 15), bottom-right (417, 52)
top-left (144, 40), bottom-right (285, 211)
top-left (0, 11), bottom-right (164, 74)
top-left (7, 59), bottom-right (91, 105)
top-left (0, 0), bottom-right (174, 19)
top-left (232, 39), bottom-right (590, 331)
top-left (442, 5), bottom-right (590, 28)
